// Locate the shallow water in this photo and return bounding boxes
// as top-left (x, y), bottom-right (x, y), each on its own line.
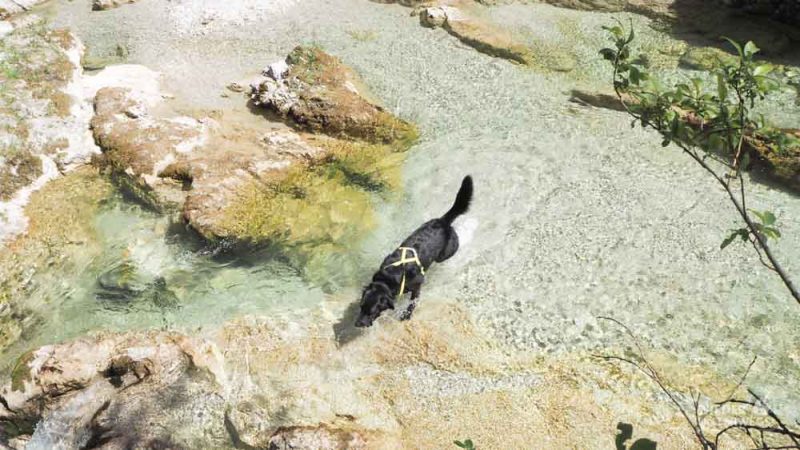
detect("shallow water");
top-left (11, 0), bottom-right (800, 423)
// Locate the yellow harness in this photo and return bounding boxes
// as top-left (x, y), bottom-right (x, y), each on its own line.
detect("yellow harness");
top-left (385, 246), bottom-right (425, 300)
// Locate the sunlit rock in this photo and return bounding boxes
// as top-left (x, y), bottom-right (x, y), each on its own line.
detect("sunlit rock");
top-left (250, 46), bottom-right (419, 144)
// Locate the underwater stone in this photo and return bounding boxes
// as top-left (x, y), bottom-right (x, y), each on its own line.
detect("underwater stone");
top-left (92, 0), bottom-right (137, 11)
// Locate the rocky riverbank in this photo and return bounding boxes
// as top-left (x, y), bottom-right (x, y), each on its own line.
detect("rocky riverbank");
top-left (0, 298), bottom-right (750, 449)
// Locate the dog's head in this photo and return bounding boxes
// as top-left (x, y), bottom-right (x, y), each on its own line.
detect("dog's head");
top-left (354, 283), bottom-right (394, 328)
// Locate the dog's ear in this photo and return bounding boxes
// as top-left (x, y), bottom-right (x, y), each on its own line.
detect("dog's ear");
top-left (386, 296), bottom-right (395, 310)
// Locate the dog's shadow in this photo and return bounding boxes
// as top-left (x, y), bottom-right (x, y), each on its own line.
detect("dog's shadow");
top-left (332, 301), bottom-right (364, 347)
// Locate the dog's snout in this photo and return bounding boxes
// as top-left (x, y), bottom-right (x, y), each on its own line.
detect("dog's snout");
top-left (354, 316), bottom-right (371, 328)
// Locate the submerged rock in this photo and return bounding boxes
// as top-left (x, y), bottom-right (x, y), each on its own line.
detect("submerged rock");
top-left (383, 1), bottom-right (577, 71)
top-left (0, 0), bottom-right (47, 17)
top-left (250, 46), bottom-right (418, 144)
top-left (678, 46), bottom-right (737, 71)
top-left (571, 89), bottom-right (800, 193)
top-left (92, 0), bottom-right (137, 11)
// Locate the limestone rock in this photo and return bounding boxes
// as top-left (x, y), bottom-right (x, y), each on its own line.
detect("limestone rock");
top-left (250, 46), bottom-right (418, 144)
top-left (0, 21), bottom-right (99, 243)
top-left (267, 425), bottom-right (367, 450)
top-left (92, 0), bottom-right (137, 11)
top-left (91, 86), bottom-right (208, 211)
top-left (263, 59), bottom-right (290, 81)
top-left (0, 331), bottom-right (224, 447)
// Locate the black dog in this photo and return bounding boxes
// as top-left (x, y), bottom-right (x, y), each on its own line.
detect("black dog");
top-left (355, 175), bottom-right (473, 327)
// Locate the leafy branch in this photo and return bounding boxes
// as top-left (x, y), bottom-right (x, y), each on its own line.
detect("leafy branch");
top-left (600, 22), bottom-right (800, 304)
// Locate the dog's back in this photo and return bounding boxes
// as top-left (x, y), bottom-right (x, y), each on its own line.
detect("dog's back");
top-left (381, 175), bottom-right (473, 270)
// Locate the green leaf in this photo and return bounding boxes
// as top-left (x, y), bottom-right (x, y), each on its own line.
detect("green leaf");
top-left (765, 226), bottom-right (781, 238)
top-left (603, 25), bottom-right (624, 38)
top-left (720, 233), bottom-right (737, 250)
top-left (454, 441), bottom-right (467, 448)
top-left (708, 133), bottom-right (724, 152)
top-left (750, 209), bottom-right (767, 224)
top-left (763, 211), bottom-right (776, 225)
top-left (723, 37), bottom-right (744, 58)
top-left (599, 48), bottom-right (616, 61)
top-left (661, 139), bottom-right (671, 147)
top-left (630, 66), bottom-right (643, 85)
top-left (744, 41), bottom-right (760, 57)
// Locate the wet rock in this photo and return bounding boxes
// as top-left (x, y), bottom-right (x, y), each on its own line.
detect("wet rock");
top-left (250, 46), bottom-right (418, 144)
top-left (420, 6), bottom-right (452, 27)
top-left (91, 86), bottom-right (208, 212)
top-left (0, 20), bottom-right (100, 243)
top-left (405, 2), bottom-right (577, 71)
top-left (82, 43), bottom-right (129, 71)
top-left (571, 88), bottom-right (800, 193)
top-left (0, 0), bottom-right (47, 17)
top-left (226, 82), bottom-right (245, 93)
top-left (744, 129), bottom-right (800, 193)
top-left (88, 65), bottom-right (404, 273)
top-left (92, 0), bottom-right (137, 11)
top-left (96, 261), bottom-right (150, 298)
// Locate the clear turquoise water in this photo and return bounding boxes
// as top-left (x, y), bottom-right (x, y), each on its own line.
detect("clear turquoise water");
top-left (11, 0), bottom-right (800, 421)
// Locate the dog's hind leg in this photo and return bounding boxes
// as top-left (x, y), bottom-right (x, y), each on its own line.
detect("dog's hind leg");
top-left (399, 284), bottom-right (421, 321)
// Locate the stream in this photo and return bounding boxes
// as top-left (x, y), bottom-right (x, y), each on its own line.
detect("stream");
top-left (4, 0), bottom-right (800, 437)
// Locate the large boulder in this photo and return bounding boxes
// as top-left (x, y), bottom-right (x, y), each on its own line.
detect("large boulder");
top-left (90, 60), bottom-right (414, 279)
top-left (0, 331), bottom-right (225, 448)
top-left (250, 46), bottom-right (418, 145)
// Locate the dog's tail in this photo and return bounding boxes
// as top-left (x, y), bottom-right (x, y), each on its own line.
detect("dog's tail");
top-left (441, 175), bottom-right (473, 225)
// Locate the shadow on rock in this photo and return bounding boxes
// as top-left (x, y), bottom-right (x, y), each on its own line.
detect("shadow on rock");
top-left (667, 0), bottom-right (800, 63)
top-left (332, 300), bottom-right (364, 347)
top-left (615, 422), bottom-right (658, 450)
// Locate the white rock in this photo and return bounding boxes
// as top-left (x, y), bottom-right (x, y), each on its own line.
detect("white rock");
top-left (263, 60), bottom-right (289, 81)
top-left (420, 6), bottom-right (463, 27)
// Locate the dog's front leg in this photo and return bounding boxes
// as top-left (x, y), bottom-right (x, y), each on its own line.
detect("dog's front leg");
top-left (400, 284), bottom-right (422, 321)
